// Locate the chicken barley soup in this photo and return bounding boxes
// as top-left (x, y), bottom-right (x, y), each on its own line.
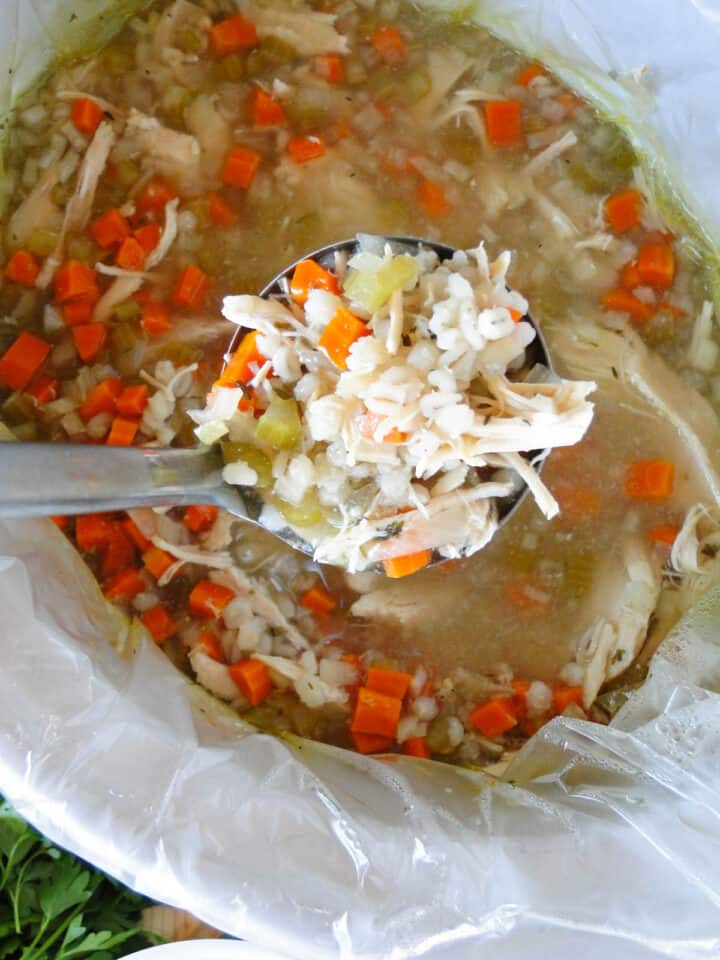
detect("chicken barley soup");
top-left (1, 0), bottom-right (719, 765)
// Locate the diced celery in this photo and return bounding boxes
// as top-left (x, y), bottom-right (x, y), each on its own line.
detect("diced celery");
top-left (1, 392), bottom-right (35, 426)
top-left (426, 715), bottom-right (456, 755)
top-left (50, 182), bottom-right (72, 206)
top-left (105, 47), bottom-right (133, 74)
top-left (245, 37), bottom-right (296, 76)
top-left (66, 234), bottom-right (96, 262)
top-left (12, 421), bottom-right (38, 441)
top-left (243, 697), bottom-right (293, 733)
top-left (26, 228), bottom-right (59, 257)
top-left (162, 341), bottom-right (203, 365)
top-left (398, 67), bottom-right (432, 104)
top-left (111, 321), bottom-right (140, 355)
top-left (177, 27), bottom-right (202, 53)
top-left (524, 114), bottom-right (546, 134)
top-left (564, 552), bottom-right (595, 597)
top-left (112, 299), bottom-right (141, 322)
top-left (116, 158), bottom-right (141, 187)
top-left (567, 163), bottom-right (603, 194)
top-left (344, 254), bottom-right (419, 312)
top-left (222, 54), bottom-right (244, 81)
top-left (275, 490), bottom-right (325, 528)
top-left (255, 396), bottom-right (302, 450)
top-left (221, 442), bottom-right (274, 487)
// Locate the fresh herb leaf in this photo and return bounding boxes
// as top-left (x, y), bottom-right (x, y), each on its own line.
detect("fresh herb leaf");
top-left (0, 797), bottom-right (155, 960)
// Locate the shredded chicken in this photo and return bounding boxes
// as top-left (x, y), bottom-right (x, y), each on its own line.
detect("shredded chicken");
top-left (571, 536), bottom-right (662, 706)
top-left (251, 6), bottom-right (349, 56)
top-left (124, 108), bottom-right (203, 195)
top-left (62, 121), bottom-right (116, 236)
top-left (552, 321), bottom-right (720, 505)
top-left (7, 166), bottom-right (62, 249)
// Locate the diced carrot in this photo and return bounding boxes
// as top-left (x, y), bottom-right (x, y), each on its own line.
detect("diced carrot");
top-left (134, 223), bottom-right (161, 254)
top-left (289, 259), bottom-right (339, 305)
top-left (228, 658), bottom-right (272, 705)
top-left (208, 14), bottom-right (257, 57)
top-left (515, 64), bottom-right (546, 87)
top-left (197, 630), bottom-right (225, 663)
top-left (141, 603), bottom-right (176, 644)
top-left (189, 579), bottom-right (235, 618)
top-left (636, 243), bottom-right (675, 290)
top-left (71, 97), bottom-right (104, 136)
top-left (51, 515), bottom-right (68, 530)
top-left (552, 685), bottom-right (583, 714)
top-left (287, 135), bottom-right (326, 164)
top-left (504, 578), bottom-right (550, 613)
top-left (0, 331), bottom-right (51, 391)
top-left (314, 54), bottom-right (344, 83)
top-left (350, 731), bottom-right (394, 754)
top-left (173, 264), bottom-right (210, 310)
top-left (620, 260), bottom-right (641, 290)
top-left (136, 178), bottom-right (178, 216)
top-left (106, 416), bottom-right (139, 446)
top-left (366, 667), bottom-right (412, 700)
top-left (215, 330), bottom-right (267, 387)
top-left (54, 260), bottom-right (98, 304)
top-left (4, 249), bottom-right (40, 286)
top-left (299, 582), bottom-right (337, 614)
top-left (122, 516), bottom-right (152, 552)
top-left (100, 526), bottom-right (136, 578)
top-left (351, 686), bottom-right (402, 737)
top-left (649, 523), bottom-right (680, 548)
top-left (62, 293), bottom-right (98, 326)
top-left (72, 323), bottom-right (107, 363)
top-left (416, 179), bottom-right (448, 218)
top-left (625, 460), bottom-right (674, 500)
top-left (604, 188), bottom-right (643, 234)
top-left (141, 301), bottom-right (172, 336)
top-left (75, 514), bottom-right (112, 552)
top-left (142, 546), bottom-right (175, 580)
top-left (183, 504), bottom-right (218, 533)
top-left (510, 678), bottom-right (531, 718)
top-left (26, 375), bottom-right (58, 405)
top-left (79, 377), bottom-right (123, 421)
top-left (249, 87), bottom-right (286, 127)
top-left (206, 193), bottom-right (237, 227)
top-left (116, 384), bottom-right (149, 417)
top-left (359, 410), bottom-right (407, 442)
top-left (382, 550), bottom-right (432, 579)
top-left (468, 696), bottom-right (518, 738)
top-left (222, 146), bottom-right (262, 189)
top-left (115, 236), bottom-right (146, 272)
top-left (90, 209), bottom-right (131, 248)
top-left (402, 736), bottom-right (431, 758)
top-left (104, 567), bottom-right (145, 601)
top-left (483, 100), bottom-right (524, 148)
top-left (371, 26), bottom-right (407, 67)
top-left (601, 288), bottom-right (652, 325)
top-left (318, 305), bottom-right (370, 369)
top-left (508, 307), bottom-right (524, 322)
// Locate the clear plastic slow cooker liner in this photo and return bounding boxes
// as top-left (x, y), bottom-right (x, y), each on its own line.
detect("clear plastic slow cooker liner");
top-left (2, 1), bottom-right (720, 957)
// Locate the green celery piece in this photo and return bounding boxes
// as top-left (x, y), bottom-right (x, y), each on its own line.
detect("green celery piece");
top-left (255, 396), bottom-right (302, 451)
top-left (221, 442), bottom-right (273, 487)
top-left (344, 254), bottom-right (418, 312)
top-left (274, 489), bottom-right (324, 527)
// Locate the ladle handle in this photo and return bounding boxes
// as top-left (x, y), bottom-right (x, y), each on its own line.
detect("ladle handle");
top-left (0, 443), bottom-right (230, 517)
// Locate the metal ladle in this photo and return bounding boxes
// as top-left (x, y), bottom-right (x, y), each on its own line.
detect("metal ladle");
top-left (0, 235), bottom-right (553, 571)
